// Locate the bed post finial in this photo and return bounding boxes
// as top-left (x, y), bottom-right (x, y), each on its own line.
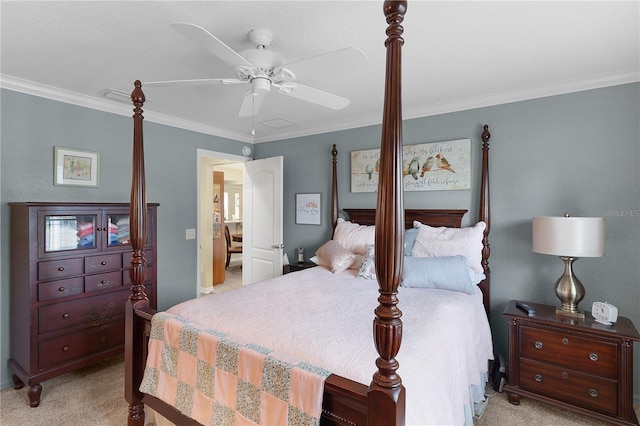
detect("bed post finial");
top-left (331, 144), bottom-right (339, 232)
top-left (369, 2), bottom-right (407, 425)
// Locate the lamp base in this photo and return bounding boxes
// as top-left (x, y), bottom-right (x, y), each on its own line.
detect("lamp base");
top-left (555, 307), bottom-right (585, 319)
top-left (554, 256), bottom-right (586, 320)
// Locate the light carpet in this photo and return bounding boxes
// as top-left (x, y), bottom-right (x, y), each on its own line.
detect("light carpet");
top-left (2, 352), bottom-right (638, 425)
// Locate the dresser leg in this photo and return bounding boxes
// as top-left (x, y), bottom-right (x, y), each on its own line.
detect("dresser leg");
top-left (506, 391), bottom-right (521, 405)
top-left (28, 384), bottom-right (42, 407)
top-left (11, 373), bottom-right (24, 389)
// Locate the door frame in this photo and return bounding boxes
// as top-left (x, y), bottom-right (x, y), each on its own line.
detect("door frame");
top-left (196, 148), bottom-right (249, 295)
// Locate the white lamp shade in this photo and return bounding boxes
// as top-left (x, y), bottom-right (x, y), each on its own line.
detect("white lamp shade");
top-left (532, 216), bottom-right (605, 257)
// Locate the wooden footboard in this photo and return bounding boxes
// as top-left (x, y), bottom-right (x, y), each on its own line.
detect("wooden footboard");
top-left (125, 301), bottom-right (370, 426)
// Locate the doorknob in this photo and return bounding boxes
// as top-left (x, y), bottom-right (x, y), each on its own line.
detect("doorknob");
top-left (271, 244), bottom-right (284, 249)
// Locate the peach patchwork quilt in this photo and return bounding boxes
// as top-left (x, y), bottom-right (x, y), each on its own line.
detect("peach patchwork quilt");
top-left (139, 312), bottom-right (331, 426)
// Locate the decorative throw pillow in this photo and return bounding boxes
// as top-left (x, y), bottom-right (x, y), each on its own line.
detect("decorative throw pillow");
top-left (315, 240), bottom-right (357, 273)
top-left (311, 253), bottom-right (363, 270)
top-left (404, 227), bottom-right (419, 256)
top-left (401, 255), bottom-right (475, 294)
top-left (333, 218), bottom-right (375, 255)
top-left (357, 243), bottom-right (376, 280)
top-left (411, 221), bottom-right (486, 273)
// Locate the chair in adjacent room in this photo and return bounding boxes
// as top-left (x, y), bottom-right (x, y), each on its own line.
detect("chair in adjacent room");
top-left (225, 225), bottom-right (242, 268)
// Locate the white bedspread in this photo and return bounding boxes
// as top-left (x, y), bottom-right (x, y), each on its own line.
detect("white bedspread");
top-left (167, 266), bottom-right (493, 425)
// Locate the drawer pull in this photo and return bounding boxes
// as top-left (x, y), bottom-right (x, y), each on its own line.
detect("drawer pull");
top-left (534, 374), bottom-right (543, 382)
top-left (58, 287), bottom-right (65, 292)
top-left (101, 261), bottom-right (107, 266)
top-left (589, 353), bottom-right (599, 362)
top-left (589, 388), bottom-right (598, 398)
top-left (101, 280), bottom-right (107, 284)
top-left (62, 346), bottom-right (69, 352)
top-left (561, 372), bottom-right (568, 379)
top-left (62, 313), bottom-right (70, 319)
top-left (534, 341), bottom-right (543, 349)
top-left (57, 266), bottom-right (65, 271)
top-left (562, 338), bottom-right (569, 345)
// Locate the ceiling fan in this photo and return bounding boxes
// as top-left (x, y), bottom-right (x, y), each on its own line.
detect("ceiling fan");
top-left (145, 23), bottom-right (369, 117)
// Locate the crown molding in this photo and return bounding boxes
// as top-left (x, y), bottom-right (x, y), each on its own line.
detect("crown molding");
top-left (2, 72), bottom-right (637, 144)
top-left (0, 75), bottom-right (254, 143)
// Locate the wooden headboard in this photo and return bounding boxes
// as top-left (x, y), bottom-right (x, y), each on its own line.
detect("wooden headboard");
top-left (344, 208), bottom-right (467, 228)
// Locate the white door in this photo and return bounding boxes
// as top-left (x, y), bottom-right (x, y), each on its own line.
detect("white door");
top-left (243, 156), bottom-right (283, 284)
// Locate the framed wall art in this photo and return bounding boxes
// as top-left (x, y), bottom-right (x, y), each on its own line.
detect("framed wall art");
top-left (295, 192), bottom-right (321, 225)
top-left (351, 138), bottom-right (471, 192)
top-left (54, 147), bottom-right (100, 187)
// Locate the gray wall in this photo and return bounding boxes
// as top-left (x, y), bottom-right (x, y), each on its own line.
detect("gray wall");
top-left (2, 83), bottom-right (639, 403)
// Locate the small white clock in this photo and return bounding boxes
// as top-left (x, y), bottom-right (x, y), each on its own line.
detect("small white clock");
top-left (592, 302), bottom-right (618, 325)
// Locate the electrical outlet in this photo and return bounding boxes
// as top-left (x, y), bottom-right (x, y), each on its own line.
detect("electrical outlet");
top-left (185, 228), bottom-right (196, 240)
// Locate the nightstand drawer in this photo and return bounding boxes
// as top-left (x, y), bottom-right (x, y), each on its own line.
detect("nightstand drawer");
top-left (520, 357), bottom-right (618, 416)
top-left (520, 326), bottom-right (617, 377)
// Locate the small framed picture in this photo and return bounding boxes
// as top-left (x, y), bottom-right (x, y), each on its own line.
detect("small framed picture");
top-left (54, 147), bottom-right (100, 187)
top-left (295, 192), bottom-right (321, 225)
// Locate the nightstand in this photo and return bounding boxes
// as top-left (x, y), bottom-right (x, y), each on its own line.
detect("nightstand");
top-left (503, 300), bottom-right (640, 425)
top-left (283, 261), bottom-right (316, 274)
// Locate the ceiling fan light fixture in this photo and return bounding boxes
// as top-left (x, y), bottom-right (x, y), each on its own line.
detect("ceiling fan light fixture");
top-left (252, 77), bottom-right (270, 94)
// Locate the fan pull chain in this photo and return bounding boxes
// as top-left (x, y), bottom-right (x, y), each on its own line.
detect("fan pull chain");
top-left (251, 91), bottom-right (256, 136)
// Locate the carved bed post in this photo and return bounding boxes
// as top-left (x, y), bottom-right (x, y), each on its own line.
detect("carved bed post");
top-left (125, 80), bottom-right (149, 426)
top-left (331, 144), bottom-right (339, 232)
top-left (478, 124), bottom-right (491, 317)
top-left (368, 2), bottom-right (407, 425)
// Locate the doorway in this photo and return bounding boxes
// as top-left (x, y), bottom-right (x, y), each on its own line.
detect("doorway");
top-left (196, 149), bottom-right (248, 295)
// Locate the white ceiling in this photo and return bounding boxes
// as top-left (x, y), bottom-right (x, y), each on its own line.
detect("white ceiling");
top-left (1, 1), bottom-right (638, 143)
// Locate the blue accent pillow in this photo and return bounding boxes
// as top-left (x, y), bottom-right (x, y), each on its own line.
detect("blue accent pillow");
top-left (404, 228), bottom-right (419, 256)
top-left (401, 255), bottom-right (475, 294)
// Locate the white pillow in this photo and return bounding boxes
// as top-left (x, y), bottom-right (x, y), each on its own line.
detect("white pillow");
top-left (333, 218), bottom-right (375, 255)
top-left (315, 240), bottom-right (357, 273)
top-left (411, 221), bottom-right (486, 274)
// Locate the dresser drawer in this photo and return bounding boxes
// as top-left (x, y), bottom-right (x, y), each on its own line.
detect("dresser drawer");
top-left (38, 289), bottom-right (128, 334)
top-left (519, 357), bottom-right (618, 416)
top-left (520, 326), bottom-right (617, 377)
top-left (85, 271), bottom-right (122, 293)
top-left (84, 253), bottom-right (121, 274)
top-left (38, 258), bottom-right (83, 281)
top-left (38, 319), bottom-right (124, 370)
top-left (38, 277), bottom-right (84, 301)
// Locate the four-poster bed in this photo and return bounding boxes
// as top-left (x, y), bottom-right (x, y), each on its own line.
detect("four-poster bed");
top-left (125, 2), bottom-right (493, 425)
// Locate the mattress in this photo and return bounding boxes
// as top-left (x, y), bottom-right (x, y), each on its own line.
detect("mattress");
top-left (165, 266), bottom-right (494, 425)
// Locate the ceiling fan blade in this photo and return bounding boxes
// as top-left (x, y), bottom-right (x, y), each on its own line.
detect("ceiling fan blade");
top-left (170, 22), bottom-right (253, 68)
top-left (144, 78), bottom-right (245, 87)
top-left (239, 90), bottom-right (265, 117)
top-left (278, 83), bottom-right (350, 110)
top-left (282, 47), bottom-right (368, 78)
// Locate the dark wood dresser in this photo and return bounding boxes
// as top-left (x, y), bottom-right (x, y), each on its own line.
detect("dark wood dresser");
top-left (9, 202), bottom-right (158, 407)
top-left (503, 300), bottom-right (639, 425)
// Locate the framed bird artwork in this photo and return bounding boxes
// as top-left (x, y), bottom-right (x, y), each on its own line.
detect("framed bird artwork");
top-left (350, 139), bottom-right (471, 193)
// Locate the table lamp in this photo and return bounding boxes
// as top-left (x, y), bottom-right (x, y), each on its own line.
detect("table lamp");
top-left (532, 214), bottom-right (605, 318)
